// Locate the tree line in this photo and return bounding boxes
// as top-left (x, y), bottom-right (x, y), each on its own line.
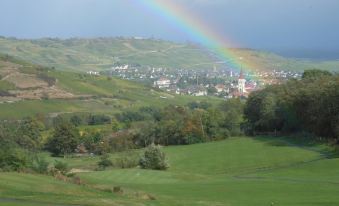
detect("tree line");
top-left (0, 99), bottom-right (244, 171)
top-left (244, 70), bottom-right (338, 140)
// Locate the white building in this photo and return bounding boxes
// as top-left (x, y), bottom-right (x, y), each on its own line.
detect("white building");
top-left (87, 71), bottom-right (100, 76)
top-left (154, 77), bottom-right (171, 88)
top-left (215, 84), bottom-right (225, 93)
top-left (112, 65), bottom-right (129, 71)
top-left (194, 90), bottom-right (207, 96)
top-left (238, 71), bottom-right (246, 95)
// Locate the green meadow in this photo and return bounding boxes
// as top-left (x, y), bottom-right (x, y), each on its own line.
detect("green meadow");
top-left (1, 136), bottom-right (338, 206)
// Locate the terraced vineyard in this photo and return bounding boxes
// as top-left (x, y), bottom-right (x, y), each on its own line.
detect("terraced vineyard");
top-left (0, 55), bottom-right (221, 119)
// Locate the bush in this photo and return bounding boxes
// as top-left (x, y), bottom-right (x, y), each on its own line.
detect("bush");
top-left (139, 144), bottom-right (168, 170)
top-left (0, 148), bottom-right (32, 172)
top-left (97, 154), bottom-right (113, 169)
top-left (46, 121), bottom-right (80, 157)
top-left (70, 115), bottom-right (83, 126)
top-left (31, 156), bottom-right (49, 174)
top-left (113, 156), bottom-right (139, 169)
top-left (54, 160), bottom-right (69, 175)
top-left (88, 114), bottom-right (112, 125)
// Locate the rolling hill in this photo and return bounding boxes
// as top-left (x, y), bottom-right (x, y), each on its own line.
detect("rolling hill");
top-left (0, 54), bottom-right (221, 119)
top-left (1, 136), bottom-right (338, 206)
top-left (0, 37), bottom-right (338, 72)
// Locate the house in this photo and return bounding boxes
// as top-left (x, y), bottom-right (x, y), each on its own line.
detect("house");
top-left (154, 77), bottom-right (171, 88)
top-left (86, 71), bottom-right (100, 76)
top-left (194, 89), bottom-right (207, 96)
top-left (215, 84), bottom-right (225, 93)
top-left (112, 65), bottom-right (129, 71)
top-left (186, 86), bottom-right (207, 96)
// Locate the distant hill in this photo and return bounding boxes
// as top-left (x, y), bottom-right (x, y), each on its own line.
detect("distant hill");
top-left (0, 54), bottom-right (220, 119)
top-left (0, 37), bottom-right (338, 72)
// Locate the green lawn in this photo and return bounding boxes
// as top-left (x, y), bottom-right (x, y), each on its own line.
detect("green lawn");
top-left (77, 137), bottom-right (338, 206)
top-left (1, 137), bottom-right (338, 206)
top-left (0, 173), bottom-right (142, 206)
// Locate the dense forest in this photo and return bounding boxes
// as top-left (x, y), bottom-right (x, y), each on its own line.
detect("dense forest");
top-left (244, 70), bottom-right (339, 140)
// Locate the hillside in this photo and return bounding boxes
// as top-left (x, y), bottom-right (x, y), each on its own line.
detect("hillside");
top-left (0, 55), bottom-right (221, 119)
top-left (0, 37), bottom-right (338, 72)
top-left (1, 137), bottom-right (338, 206)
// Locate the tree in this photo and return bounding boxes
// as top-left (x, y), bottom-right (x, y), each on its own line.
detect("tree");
top-left (46, 121), bottom-right (80, 157)
top-left (302, 69), bottom-right (332, 80)
top-left (244, 73), bottom-right (339, 139)
top-left (17, 117), bottom-right (44, 150)
top-left (220, 98), bottom-right (244, 136)
top-left (139, 144), bottom-right (168, 170)
top-left (97, 154), bottom-right (113, 169)
top-left (70, 115), bottom-right (83, 127)
top-left (207, 87), bottom-right (218, 95)
top-left (0, 147), bottom-right (32, 172)
top-left (111, 118), bottom-right (120, 132)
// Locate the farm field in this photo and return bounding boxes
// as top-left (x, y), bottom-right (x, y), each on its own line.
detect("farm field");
top-left (1, 137), bottom-right (338, 206)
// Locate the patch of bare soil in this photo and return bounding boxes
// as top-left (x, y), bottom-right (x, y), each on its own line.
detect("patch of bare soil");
top-left (0, 61), bottom-right (20, 78)
top-left (12, 86), bottom-right (74, 100)
top-left (6, 72), bottom-right (48, 89)
top-left (0, 96), bottom-right (21, 103)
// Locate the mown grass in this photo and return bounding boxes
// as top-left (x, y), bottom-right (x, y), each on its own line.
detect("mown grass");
top-left (0, 173), bottom-right (142, 206)
top-left (75, 137), bottom-right (338, 206)
top-left (1, 137), bottom-right (338, 205)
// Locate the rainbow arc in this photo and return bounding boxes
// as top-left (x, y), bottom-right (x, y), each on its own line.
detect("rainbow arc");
top-left (135, 0), bottom-right (258, 74)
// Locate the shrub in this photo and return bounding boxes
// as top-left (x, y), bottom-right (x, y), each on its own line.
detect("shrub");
top-left (54, 160), bottom-right (69, 175)
top-left (46, 121), bottom-right (80, 157)
top-left (0, 148), bottom-right (31, 172)
top-left (31, 156), bottom-right (49, 174)
top-left (98, 154), bottom-right (113, 169)
top-left (113, 156), bottom-right (139, 169)
top-left (70, 115), bottom-right (83, 126)
top-left (139, 144), bottom-right (168, 170)
top-left (88, 114), bottom-right (112, 125)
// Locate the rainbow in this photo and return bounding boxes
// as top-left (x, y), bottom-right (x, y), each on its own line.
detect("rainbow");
top-left (134, 0), bottom-right (256, 73)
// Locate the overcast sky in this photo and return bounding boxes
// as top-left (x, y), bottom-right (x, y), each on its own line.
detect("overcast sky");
top-left (1, 0), bottom-right (338, 57)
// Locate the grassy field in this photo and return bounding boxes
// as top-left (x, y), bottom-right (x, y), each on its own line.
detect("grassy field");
top-left (1, 136), bottom-right (338, 206)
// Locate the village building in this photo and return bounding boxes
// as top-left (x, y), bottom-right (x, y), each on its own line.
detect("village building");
top-left (238, 70), bottom-right (246, 95)
top-left (154, 77), bottom-right (171, 88)
top-left (86, 71), bottom-right (100, 76)
top-left (215, 84), bottom-right (225, 93)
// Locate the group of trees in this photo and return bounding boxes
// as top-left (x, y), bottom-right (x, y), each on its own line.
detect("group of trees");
top-left (114, 100), bottom-right (244, 148)
top-left (61, 114), bottom-right (112, 127)
top-left (0, 95), bottom-right (246, 171)
top-left (47, 99), bottom-right (245, 157)
top-left (244, 70), bottom-right (338, 140)
top-left (0, 117), bottom-right (47, 172)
